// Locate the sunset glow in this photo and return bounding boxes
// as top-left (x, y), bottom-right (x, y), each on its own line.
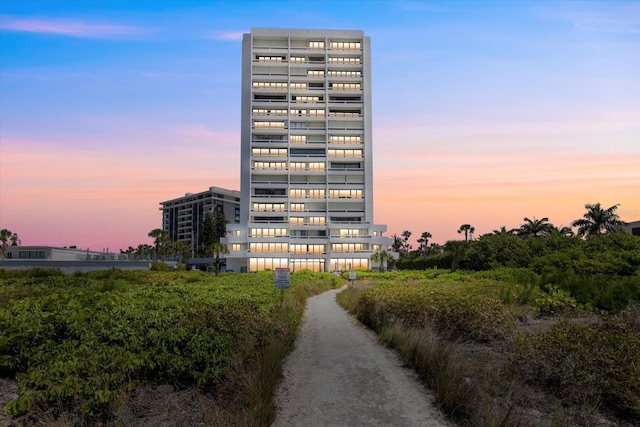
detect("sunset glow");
top-left (1, 1), bottom-right (638, 251)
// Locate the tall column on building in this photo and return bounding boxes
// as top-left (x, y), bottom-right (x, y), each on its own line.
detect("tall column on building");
top-left (225, 28), bottom-right (390, 273)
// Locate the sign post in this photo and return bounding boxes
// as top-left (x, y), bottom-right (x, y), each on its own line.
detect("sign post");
top-left (275, 267), bottom-right (290, 303)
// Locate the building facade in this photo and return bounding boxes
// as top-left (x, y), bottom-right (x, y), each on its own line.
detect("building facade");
top-left (225, 28), bottom-right (390, 273)
top-left (160, 186), bottom-right (240, 256)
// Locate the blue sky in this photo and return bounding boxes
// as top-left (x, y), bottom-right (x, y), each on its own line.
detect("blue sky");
top-left (1, 0), bottom-right (639, 250)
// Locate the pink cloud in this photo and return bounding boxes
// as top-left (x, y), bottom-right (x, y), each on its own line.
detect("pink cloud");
top-left (0, 15), bottom-right (147, 38)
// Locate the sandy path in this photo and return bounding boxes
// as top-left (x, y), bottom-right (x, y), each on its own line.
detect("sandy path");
top-left (272, 287), bottom-right (450, 427)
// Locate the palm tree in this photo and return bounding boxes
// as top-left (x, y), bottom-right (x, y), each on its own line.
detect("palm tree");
top-left (0, 229), bottom-right (20, 259)
top-left (208, 242), bottom-right (229, 276)
top-left (571, 203), bottom-right (624, 238)
top-left (371, 249), bottom-right (391, 272)
top-left (444, 240), bottom-right (468, 272)
top-left (556, 225), bottom-right (574, 237)
top-left (417, 231), bottom-right (432, 255)
top-left (458, 224), bottom-right (475, 242)
top-left (148, 228), bottom-right (170, 260)
top-left (517, 217), bottom-right (555, 238)
top-left (492, 226), bottom-right (516, 235)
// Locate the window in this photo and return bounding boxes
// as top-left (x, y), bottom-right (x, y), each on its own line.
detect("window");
top-left (330, 258), bottom-right (368, 271)
top-left (339, 229), bottom-right (361, 236)
top-left (327, 57), bottom-right (361, 64)
top-left (290, 203), bottom-right (305, 212)
top-left (293, 96), bottom-right (322, 103)
top-left (309, 109), bottom-right (325, 117)
top-left (249, 243), bottom-right (288, 253)
top-left (307, 70), bottom-right (325, 77)
top-left (249, 257), bottom-right (289, 272)
top-left (290, 189), bottom-right (305, 198)
top-left (290, 135), bottom-right (307, 144)
top-left (328, 149), bottom-right (362, 158)
top-left (256, 55), bottom-right (285, 62)
top-left (329, 189), bottom-right (362, 198)
top-left (308, 189), bottom-right (325, 198)
top-left (252, 203), bottom-right (286, 212)
top-left (291, 244), bottom-right (325, 254)
top-left (309, 216), bottom-right (326, 225)
top-left (290, 56), bottom-right (305, 63)
top-left (308, 162), bottom-right (325, 171)
top-left (290, 162), bottom-right (305, 171)
top-left (290, 217), bottom-right (304, 226)
top-left (252, 148), bottom-right (287, 157)
top-left (330, 135), bottom-right (361, 144)
top-left (331, 83), bottom-right (361, 91)
top-left (253, 81), bottom-right (287, 89)
top-left (309, 41), bottom-right (325, 50)
top-left (251, 228), bottom-right (287, 237)
top-left (290, 82), bottom-right (307, 90)
top-left (332, 243), bottom-right (365, 252)
top-left (232, 244), bottom-right (241, 251)
top-left (253, 161), bottom-right (287, 170)
top-left (330, 41), bottom-right (361, 50)
top-left (254, 121), bottom-right (285, 129)
top-left (328, 70), bottom-right (361, 78)
top-left (252, 109), bottom-right (287, 116)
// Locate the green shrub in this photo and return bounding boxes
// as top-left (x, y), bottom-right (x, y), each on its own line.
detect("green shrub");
top-left (511, 321), bottom-right (640, 419)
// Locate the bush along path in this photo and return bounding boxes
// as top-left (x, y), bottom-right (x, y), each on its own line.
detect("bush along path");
top-left (272, 286), bottom-right (450, 427)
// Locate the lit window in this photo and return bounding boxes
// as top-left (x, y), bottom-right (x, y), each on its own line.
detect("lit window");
top-left (309, 41), bottom-right (325, 50)
top-left (254, 121), bottom-right (285, 129)
top-left (256, 56), bottom-right (285, 62)
top-left (290, 203), bottom-right (305, 212)
top-left (290, 135), bottom-right (307, 144)
top-left (232, 244), bottom-right (241, 251)
top-left (290, 83), bottom-right (307, 90)
top-left (328, 70), bottom-right (361, 78)
top-left (290, 56), bottom-right (305, 63)
top-left (290, 217), bottom-right (304, 226)
top-left (307, 70), bottom-right (325, 77)
top-left (309, 216), bottom-right (326, 225)
top-left (308, 162), bottom-right (325, 171)
top-left (330, 135), bottom-right (361, 145)
top-left (327, 57), bottom-right (361, 64)
top-left (331, 83), bottom-right (361, 91)
top-left (308, 189), bottom-right (325, 198)
top-left (290, 189), bottom-right (305, 198)
top-left (252, 81), bottom-right (287, 89)
top-left (329, 41), bottom-right (361, 51)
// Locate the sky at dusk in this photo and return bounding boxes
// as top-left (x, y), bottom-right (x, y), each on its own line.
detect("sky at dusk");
top-left (1, 0), bottom-right (639, 252)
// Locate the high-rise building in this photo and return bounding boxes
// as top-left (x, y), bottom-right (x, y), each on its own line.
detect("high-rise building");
top-left (225, 28), bottom-right (390, 273)
top-left (160, 186), bottom-right (240, 256)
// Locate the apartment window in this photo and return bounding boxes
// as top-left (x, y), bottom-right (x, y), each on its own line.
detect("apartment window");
top-left (290, 135), bottom-right (307, 144)
top-left (254, 121), bottom-right (285, 129)
top-left (252, 203), bottom-right (286, 212)
top-left (330, 41), bottom-right (361, 50)
top-left (253, 81), bottom-right (287, 89)
top-left (252, 148), bottom-right (287, 157)
top-left (290, 217), bottom-right (304, 226)
top-left (309, 216), bottom-right (326, 225)
top-left (331, 83), bottom-right (361, 91)
top-left (290, 56), bottom-right (306, 63)
top-left (290, 189), bottom-right (305, 198)
top-left (328, 57), bottom-right (361, 64)
top-left (291, 244), bottom-right (325, 254)
top-left (252, 109), bottom-right (287, 116)
top-left (330, 258), bottom-right (368, 271)
top-left (330, 135), bottom-right (361, 144)
top-left (328, 70), bottom-right (361, 78)
top-left (309, 109), bottom-right (325, 117)
top-left (309, 41), bottom-right (325, 50)
top-left (293, 96), bottom-right (321, 103)
top-left (308, 189), bottom-right (325, 198)
top-left (256, 55), bottom-right (285, 62)
top-left (307, 70), bottom-right (325, 77)
top-left (249, 257), bottom-right (289, 272)
top-left (232, 244), bottom-right (241, 251)
top-left (290, 162), bottom-right (306, 171)
top-left (332, 243), bottom-right (365, 252)
top-left (290, 82), bottom-right (307, 90)
top-left (291, 259), bottom-right (325, 272)
top-left (372, 244), bottom-right (380, 251)
top-left (249, 243), bottom-right (288, 253)
top-left (308, 162), bottom-right (325, 171)
top-left (290, 203), bottom-right (305, 212)
top-left (251, 228), bottom-right (287, 237)
top-left (253, 161), bottom-right (287, 170)
top-left (328, 149), bottom-right (362, 158)
top-left (232, 230), bottom-right (241, 236)
top-left (330, 189), bottom-right (362, 198)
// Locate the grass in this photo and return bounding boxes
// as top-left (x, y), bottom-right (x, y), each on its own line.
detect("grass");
top-left (337, 272), bottom-right (640, 426)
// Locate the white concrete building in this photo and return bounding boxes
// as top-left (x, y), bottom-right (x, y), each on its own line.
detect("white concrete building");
top-left (225, 28), bottom-right (390, 273)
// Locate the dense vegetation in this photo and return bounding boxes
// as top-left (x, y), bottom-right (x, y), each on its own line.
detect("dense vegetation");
top-left (338, 270), bottom-right (640, 426)
top-left (0, 269), bottom-right (341, 425)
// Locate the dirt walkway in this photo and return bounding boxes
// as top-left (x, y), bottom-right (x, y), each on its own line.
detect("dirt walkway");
top-left (272, 287), bottom-right (451, 427)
